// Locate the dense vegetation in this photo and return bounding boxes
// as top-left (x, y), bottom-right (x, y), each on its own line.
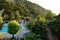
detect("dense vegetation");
top-left (0, 0), bottom-right (60, 40)
top-left (25, 16), bottom-right (48, 40)
top-left (0, 0), bottom-right (47, 20)
top-left (8, 20), bottom-right (20, 39)
top-left (50, 14), bottom-right (60, 40)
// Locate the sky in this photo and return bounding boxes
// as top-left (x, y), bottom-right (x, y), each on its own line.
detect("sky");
top-left (28, 0), bottom-right (60, 15)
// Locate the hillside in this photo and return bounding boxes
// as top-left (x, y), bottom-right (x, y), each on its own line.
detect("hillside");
top-left (0, 0), bottom-right (48, 20)
top-left (25, 1), bottom-right (47, 17)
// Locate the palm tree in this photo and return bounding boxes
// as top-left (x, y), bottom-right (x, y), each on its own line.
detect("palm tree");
top-left (0, 9), bottom-right (4, 30)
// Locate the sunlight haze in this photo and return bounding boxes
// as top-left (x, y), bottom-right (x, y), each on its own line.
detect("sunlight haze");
top-left (28, 0), bottom-right (60, 15)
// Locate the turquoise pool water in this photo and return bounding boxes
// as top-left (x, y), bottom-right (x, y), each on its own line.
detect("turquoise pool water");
top-left (0, 26), bottom-right (8, 32)
top-left (0, 23), bottom-right (23, 33)
top-left (0, 23), bottom-right (8, 32)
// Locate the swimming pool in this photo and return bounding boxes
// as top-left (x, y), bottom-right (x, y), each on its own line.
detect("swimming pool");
top-left (0, 22), bottom-right (31, 38)
top-left (0, 23), bottom-right (8, 33)
top-left (0, 23), bottom-right (24, 33)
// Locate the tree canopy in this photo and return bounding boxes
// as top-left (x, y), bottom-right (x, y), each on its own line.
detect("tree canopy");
top-left (26, 16), bottom-right (48, 40)
top-left (8, 20), bottom-right (20, 34)
top-left (50, 14), bottom-right (60, 40)
top-left (45, 10), bottom-right (55, 20)
top-left (0, 0), bottom-right (48, 20)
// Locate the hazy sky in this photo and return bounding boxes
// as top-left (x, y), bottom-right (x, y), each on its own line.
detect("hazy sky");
top-left (28, 0), bottom-right (60, 15)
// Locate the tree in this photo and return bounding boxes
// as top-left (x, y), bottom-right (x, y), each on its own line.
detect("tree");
top-left (8, 20), bottom-right (20, 38)
top-left (0, 9), bottom-right (4, 30)
top-left (0, 0), bottom-right (6, 9)
top-left (15, 2), bottom-right (30, 17)
top-left (26, 16), bottom-right (48, 40)
top-left (14, 11), bottom-right (21, 20)
top-left (9, 13), bottom-right (15, 20)
top-left (3, 2), bottom-right (15, 14)
top-left (0, 17), bottom-right (3, 30)
top-left (45, 10), bottom-right (55, 20)
top-left (50, 14), bottom-right (60, 40)
top-left (2, 2), bottom-right (16, 20)
top-left (25, 1), bottom-right (47, 17)
top-left (25, 33), bottom-right (42, 40)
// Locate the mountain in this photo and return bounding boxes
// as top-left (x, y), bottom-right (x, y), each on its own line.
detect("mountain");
top-left (0, 0), bottom-right (48, 20)
top-left (5, 0), bottom-right (26, 3)
top-left (24, 1), bottom-right (47, 17)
